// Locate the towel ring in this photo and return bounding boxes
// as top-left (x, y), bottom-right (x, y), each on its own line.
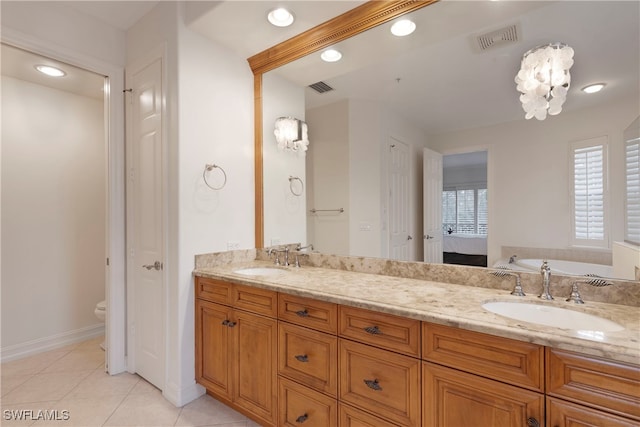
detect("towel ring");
top-left (203, 164), bottom-right (227, 190)
top-left (289, 176), bottom-right (304, 196)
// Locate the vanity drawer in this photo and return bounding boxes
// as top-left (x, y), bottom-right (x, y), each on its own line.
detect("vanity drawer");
top-left (232, 284), bottom-right (277, 317)
top-left (423, 322), bottom-right (544, 392)
top-left (278, 294), bottom-right (338, 334)
top-left (546, 348), bottom-right (640, 421)
top-left (279, 377), bottom-right (337, 427)
top-left (339, 339), bottom-right (421, 426)
top-left (339, 403), bottom-right (401, 427)
top-left (278, 322), bottom-right (337, 396)
top-left (195, 277), bottom-right (233, 305)
top-left (338, 306), bottom-right (421, 357)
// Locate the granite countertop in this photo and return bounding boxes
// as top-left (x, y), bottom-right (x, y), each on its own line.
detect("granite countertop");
top-left (194, 260), bottom-right (640, 365)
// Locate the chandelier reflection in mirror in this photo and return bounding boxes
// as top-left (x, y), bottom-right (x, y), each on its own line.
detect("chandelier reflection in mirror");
top-left (515, 42), bottom-right (574, 121)
top-left (274, 117), bottom-right (309, 154)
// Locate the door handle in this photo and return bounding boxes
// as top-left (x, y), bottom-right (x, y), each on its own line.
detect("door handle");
top-left (424, 235), bottom-right (434, 240)
top-left (407, 235), bottom-right (413, 240)
top-left (142, 261), bottom-right (163, 271)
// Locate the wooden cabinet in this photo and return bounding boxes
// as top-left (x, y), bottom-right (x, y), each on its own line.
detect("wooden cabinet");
top-left (196, 275), bottom-right (640, 427)
top-left (279, 377), bottom-right (338, 426)
top-left (423, 322), bottom-right (544, 392)
top-left (547, 397), bottom-right (639, 427)
top-left (195, 278), bottom-right (278, 426)
top-left (423, 362), bottom-right (544, 427)
top-left (278, 322), bottom-right (337, 396)
top-left (339, 339), bottom-right (421, 426)
top-left (547, 348), bottom-right (640, 424)
top-left (339, 306), bottom-right (421, 357)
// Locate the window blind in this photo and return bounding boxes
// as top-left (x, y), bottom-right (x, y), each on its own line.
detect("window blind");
top-left (571, 138), bottom-right (607, 247)
top-left (626, 139), bottom-right (640, 245)
top-left (441, 188), bottom-right (487, 235)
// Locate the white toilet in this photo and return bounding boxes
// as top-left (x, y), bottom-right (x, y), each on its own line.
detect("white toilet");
top-left (94, 300), bottom-right (106, 350)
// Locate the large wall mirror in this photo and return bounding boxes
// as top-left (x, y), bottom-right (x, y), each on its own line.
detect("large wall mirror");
top-left (250, 0), bottom-right (640, 281)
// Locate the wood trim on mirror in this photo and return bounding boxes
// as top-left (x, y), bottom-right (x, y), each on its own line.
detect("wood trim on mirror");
top-left (250, 0), bottom-right (438, 248)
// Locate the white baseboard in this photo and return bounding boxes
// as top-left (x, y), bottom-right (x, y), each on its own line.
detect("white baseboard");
top-left (0, 324), bottom-right (105, 363)
top-left (163, 380), bottom-right (205, 407)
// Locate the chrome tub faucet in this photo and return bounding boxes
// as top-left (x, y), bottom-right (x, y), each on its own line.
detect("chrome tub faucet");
top-left (539, 260), bottom-right (553, 300)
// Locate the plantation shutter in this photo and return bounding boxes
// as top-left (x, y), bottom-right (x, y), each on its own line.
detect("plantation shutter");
top-left (571, 137), bottom-right (608, 247)
top-left (626, 138), bottom-right (640, 245)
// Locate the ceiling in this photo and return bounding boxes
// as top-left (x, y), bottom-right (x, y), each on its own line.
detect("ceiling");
top-left (267, 1), bottom-right (640, 135)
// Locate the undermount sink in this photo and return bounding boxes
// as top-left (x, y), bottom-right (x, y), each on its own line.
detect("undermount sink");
top-left (482, 301), bottom-right (624, 332)
top-left (233, 267), bottom-right (286, 276)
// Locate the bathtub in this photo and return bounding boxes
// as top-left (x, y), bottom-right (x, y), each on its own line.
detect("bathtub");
top-left (510, 258), bottom-right (613, 277)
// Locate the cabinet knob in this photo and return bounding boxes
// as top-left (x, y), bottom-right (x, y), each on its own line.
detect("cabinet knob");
top-left (295, 413), bottom-right (308, 423)
top-left (221, 319), bottom-right (229, 326)
top-left (364, 326), bottom-right (381, 335)
top-left (526, 417), bottom-right (540, 427)
top-left (295, 309), bottom-right (309, 318)
top-left (364, 379), bottom-right (382, 391)
top-left (294, 354), bottom-right (309, 363)
top-left (227, 321), bottom-right (236, 328)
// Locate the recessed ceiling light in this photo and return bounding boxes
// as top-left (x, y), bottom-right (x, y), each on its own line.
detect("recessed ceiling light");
top-left (390, 19), bottom-right (416, 37)
top-left (35, 64), bottom-right (66, 77)
top-left (582, 83), bottom-right (606, 94)
top-left (321, 49), bottom-right (342, 63)
top-left (267, 8), bottom-right (294, 27)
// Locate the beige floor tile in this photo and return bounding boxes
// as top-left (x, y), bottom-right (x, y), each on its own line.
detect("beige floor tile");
top-left (41, 349), bottom-right (104, 374)
top-left (73, 336), bottom-right (104, 351)
top-left (175, 394), bottom-right (247, 427)
top-left (127, 377), bottom-right (160, 395)
top-left (64, 369), bottom-right (140, 400)
top-left (2, 370), bottom-right (93, 404)
top-left (1, 351), bottom-right (69, 377)
top-left (103, 392), bottom-right (181, 427)
top-left (1, 374), bottom-right (32, 397)
top-left (0, 401), bottom-right (57, 427)
top-left (33, 394), bottom-right (125, 427)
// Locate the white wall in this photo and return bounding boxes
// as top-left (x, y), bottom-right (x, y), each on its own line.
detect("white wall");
top-left (262, 73), bottom-right (307, 247)
top-left (306, 99), bottom-right (429, 260)
top-left (306, 100), bottom-right (350, 255)
top-left (126, 1), bottom-right (255, 406)
top-left (429, 96), bottom-right (638, 265)
top-left (1, 76), bottom-right (105, 353)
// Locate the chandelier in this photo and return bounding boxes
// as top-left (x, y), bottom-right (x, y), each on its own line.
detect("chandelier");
top-left (274, 117), bottom-right (309, 154)
top-left (515, 43), bottom-right (574, 120)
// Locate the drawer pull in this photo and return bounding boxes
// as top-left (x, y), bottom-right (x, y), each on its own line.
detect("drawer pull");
top-left (364, 379), bottom-right (382, 391)
top-left (295, 413), bottom-right (308, 423)
top-left (526, 417), bottom-right (539, 427)
top-left (227, 321), bottom-right (236, 328)
top-left (294, 354), bottom-right (309, 363)
top-left (295, 309), bottom-right (309, 318)
top-left (364, 325), bottom-right (381, 335)
top-left (221, 319), bottom-right (229, 326)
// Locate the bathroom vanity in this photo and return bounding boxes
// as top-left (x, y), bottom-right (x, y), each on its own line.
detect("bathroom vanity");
top-left (193, 253), bottom-right (639, 427)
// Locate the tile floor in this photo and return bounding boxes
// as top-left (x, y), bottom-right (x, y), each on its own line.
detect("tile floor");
top-left (1, 337), bottom-right (261, 426)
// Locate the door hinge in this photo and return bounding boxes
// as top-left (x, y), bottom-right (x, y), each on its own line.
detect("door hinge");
top-left (106, 257), bottom-right (110, 266)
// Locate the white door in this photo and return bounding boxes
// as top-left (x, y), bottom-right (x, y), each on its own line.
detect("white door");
top-left (388, 139), bottom-right (411, 260)
top-left (126, 54), bottom-right (165, 389)
top-left (423, 148), bottom-right (443, 263)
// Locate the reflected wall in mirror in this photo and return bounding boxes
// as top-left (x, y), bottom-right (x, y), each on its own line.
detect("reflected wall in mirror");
top-left (258, 1), bottom-right (640, 280)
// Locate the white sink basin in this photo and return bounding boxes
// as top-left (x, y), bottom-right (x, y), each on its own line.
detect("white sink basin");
top-left (233, 267), bottom-right (286, 276)
top-left (482, 301), bottom-right (624, 332)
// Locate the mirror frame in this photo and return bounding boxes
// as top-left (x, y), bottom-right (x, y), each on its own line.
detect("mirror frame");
top-left (248, 0), bottom-right (438, 248)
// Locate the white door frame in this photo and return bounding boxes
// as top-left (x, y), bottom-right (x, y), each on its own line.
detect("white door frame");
top-left (1, 28), bottom-right (127, 374)
top-left (124, 44), bottom-right (168, 388)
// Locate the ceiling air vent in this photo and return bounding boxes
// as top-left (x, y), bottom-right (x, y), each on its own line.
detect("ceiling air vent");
top-left (475, 24), bottom-right (519, 51)
top-left (308, 81), bottom-right (334, 94)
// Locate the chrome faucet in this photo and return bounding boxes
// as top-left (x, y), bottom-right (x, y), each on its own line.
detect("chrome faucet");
top-left (539, 260), bottom-right (553, 300)
top-left (567, 277), bottom-right (613, 304)
top-left (295, 244), bottom-right (314, 251)
top-left (489, 268), bottom-right (524, 296)
top-left (509, 254), bottom-right (518, 264)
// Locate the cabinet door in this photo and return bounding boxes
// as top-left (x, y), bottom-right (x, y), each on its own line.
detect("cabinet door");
top-left (339, 403), bottom-right (402, 427)
top-left (423, 362), bottom-right (543, 427)
top-left (547, 397), bottom-right (639, 427)
top-left (232, 310), bottom-right (278, 425)
top-left (195, 300), bottom-right (233, 400)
